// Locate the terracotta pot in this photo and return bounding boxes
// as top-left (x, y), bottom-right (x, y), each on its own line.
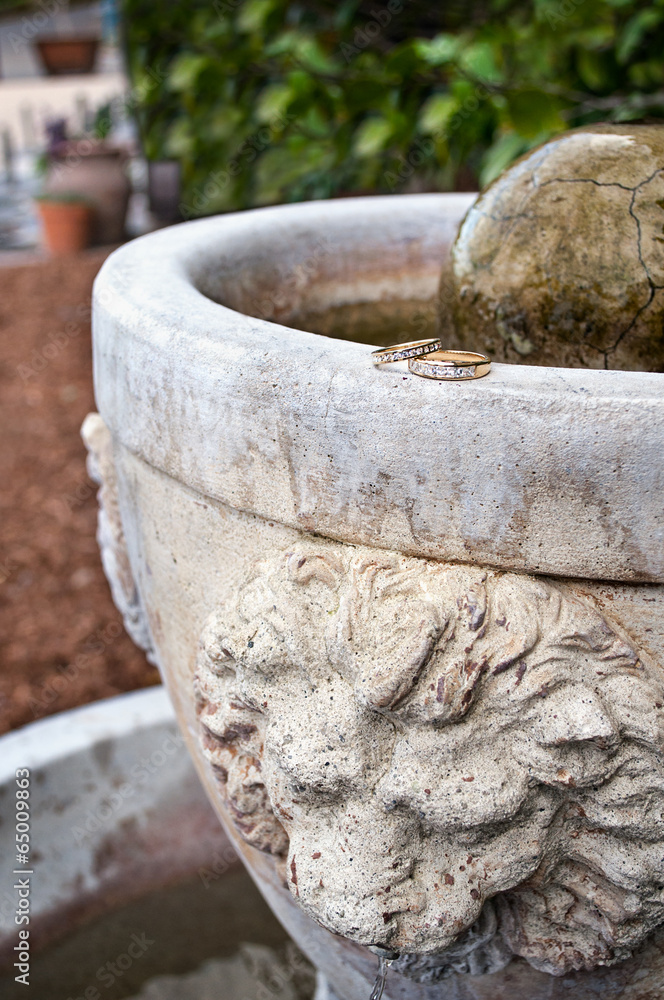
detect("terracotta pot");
top-left (44, 143), bottom-right (131, 245)
top-left (35, 37), bottom-right (99, 76)
top-left (36, 198), bottom-right (91, 254)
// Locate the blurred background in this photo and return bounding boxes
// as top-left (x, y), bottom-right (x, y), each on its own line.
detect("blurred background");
top-left (1, 0), bottom-right (664, 734)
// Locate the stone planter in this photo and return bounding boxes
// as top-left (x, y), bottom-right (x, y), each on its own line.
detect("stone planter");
top-left (0, 688), bottom-right (230, 968)
top-left (86, 194), bottom-right (664, 999)
top-left (45, 143), bottom-right (131, 246)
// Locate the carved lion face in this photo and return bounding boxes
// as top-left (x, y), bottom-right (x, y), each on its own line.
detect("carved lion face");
top-left (194, 543), bottom-right (664, 977)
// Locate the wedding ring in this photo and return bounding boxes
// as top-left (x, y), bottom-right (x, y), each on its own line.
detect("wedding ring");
top-left (371, 338), bottom-right (442, 365)
top-left (408, 350), bottom-right (491, 380)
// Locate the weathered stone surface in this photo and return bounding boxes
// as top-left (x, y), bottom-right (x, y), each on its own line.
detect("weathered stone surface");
top-left (195, 540), bottom-right (664, 978)
top-left (125, 944), bottom-right (314, 1000)
top-left (87, 193), bottom-right (664, 998)
top-left (82, 412), bottom-right (155, 662)
top-left (438, 124), bottom-right (664, 371)
top-left (0, 688), bottom-right (230, 968)
top-left (91, 195), bottom-right (664, 582)
top-left (89, 435), bottom-right (664, 999)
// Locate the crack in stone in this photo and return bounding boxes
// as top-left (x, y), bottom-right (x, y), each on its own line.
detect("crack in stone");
top-left (538, 177), bottom-right (635, 193)
top-left (484, 211), bottom-right (531, 225)
top-left (608, 283), bottom-right (656, 362)
top-left (530, 170), bottom-right (664, 361)
top-left (628, 167), bottom-right (664, 289)
top-left (608, 170), bottom-right (664, 357)
top-left (633, 164), bottom-right (664, 192)
top-left (457, 160), bottom-right (664, 366)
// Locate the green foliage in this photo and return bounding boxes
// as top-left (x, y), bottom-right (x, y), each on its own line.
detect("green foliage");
top-left (122, 0), bottom-right (664, 216)
top-left (34, 191), bottom-right (91, 204)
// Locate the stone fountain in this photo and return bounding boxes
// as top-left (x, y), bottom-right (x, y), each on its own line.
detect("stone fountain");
top-left (84, 126), bottom-right (664, 999)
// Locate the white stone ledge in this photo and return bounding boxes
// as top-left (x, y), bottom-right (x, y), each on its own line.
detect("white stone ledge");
top-left (92, 194), bottom-right (664, 582)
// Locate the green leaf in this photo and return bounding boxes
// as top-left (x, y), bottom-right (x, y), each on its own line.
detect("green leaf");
top-left (344, 78), bottom-right (389, 115)
top-left (208, 106), bottom-right (245, 141)
top-left (255, 84), bottom-right (295, 123)
top-left (617, 9), bottom-right (664, 64)
top-left (384, 41), bottom-right (420, 77)
top-left (507, 89), bottom-right (565, 138)
top-left (458, 41), bottom-right (503, 84)
top-left (334, 0), bottom-right (357, 32)
top-left (254, 140), bottom-right (336, 204)
top-left (352, 117), bottom-right (393, 157)
top-left (294, 37), bottom-right (340, 74)
top-left (629, 59), bottom-right (664, 88)
top-left (413, 33), bottom-right (460, 67)
top-left (299, 106), bottom-right (330, 139)
top-left (576, 50), bottom-right (610, 91)
top-left (568, 25), bottom-right (616, 50)
top-left (236, 0), bottom-right (275, 33)
top-left (124, 0), bottom-right (664, 216)
top-left (164, 117), bottom-right (195, 158)
top-left (264, 29), bottom-right (298, 57)
top-left (265, 31), bottom-right (339, 73)
top-left (286, 69), bottom-right (315, 97)
top-left (480, 132), bottom-right (529, 187)
top-left (167, 53), bottom-right (208, 92)
top-left (418, 94), bottom-right (457, 135)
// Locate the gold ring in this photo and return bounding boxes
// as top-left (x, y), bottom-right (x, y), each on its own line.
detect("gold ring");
top-left (371, 338), bottom-right (441, 365)
top-left (408, 350), bottom-right (491, 380)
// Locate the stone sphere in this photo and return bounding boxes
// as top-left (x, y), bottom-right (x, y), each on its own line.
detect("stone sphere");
top-left (438, 124), bottom-right (664, 370)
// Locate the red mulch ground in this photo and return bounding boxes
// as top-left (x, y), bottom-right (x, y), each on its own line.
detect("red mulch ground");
top-left (0, 248), bottom-right (160, 735)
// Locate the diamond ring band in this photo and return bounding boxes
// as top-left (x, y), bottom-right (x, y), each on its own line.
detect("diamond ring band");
top-left (371, 339), bottom-right (442, 365)
top-left (408, 350), bottom-right (491, 380)
top-left (371, 341), bottom-right (491, 381)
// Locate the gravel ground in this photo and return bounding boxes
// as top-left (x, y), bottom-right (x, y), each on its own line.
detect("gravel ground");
top-left (0, 247), bottom-right (159, 734)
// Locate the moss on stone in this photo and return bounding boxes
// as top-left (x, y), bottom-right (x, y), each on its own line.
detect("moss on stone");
top-left (438, 124), bottom-right (664, 371)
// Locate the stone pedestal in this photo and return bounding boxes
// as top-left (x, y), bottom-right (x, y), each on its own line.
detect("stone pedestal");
top-left (85, 194), bottom-right (664, 998)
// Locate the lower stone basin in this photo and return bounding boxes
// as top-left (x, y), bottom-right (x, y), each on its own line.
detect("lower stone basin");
top-left (0, 688), bottom-right (316, 1000)
top-left (87, 194), bottom-right (664, 998)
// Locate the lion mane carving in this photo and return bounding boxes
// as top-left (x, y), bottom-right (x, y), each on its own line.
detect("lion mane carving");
top-left (194, 543), bottom-right (664, 978)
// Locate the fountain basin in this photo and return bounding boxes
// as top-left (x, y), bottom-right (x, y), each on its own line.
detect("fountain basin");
top-left (87, 195), bottom-right (664, 998)
top-left (0, 689), bottom-right (317, 999)
top-left (0, 689), bottom-right (230, 968)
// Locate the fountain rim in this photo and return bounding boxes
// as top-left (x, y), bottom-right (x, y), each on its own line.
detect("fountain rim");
top-left (91, 193), bottom-right (664, 582)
